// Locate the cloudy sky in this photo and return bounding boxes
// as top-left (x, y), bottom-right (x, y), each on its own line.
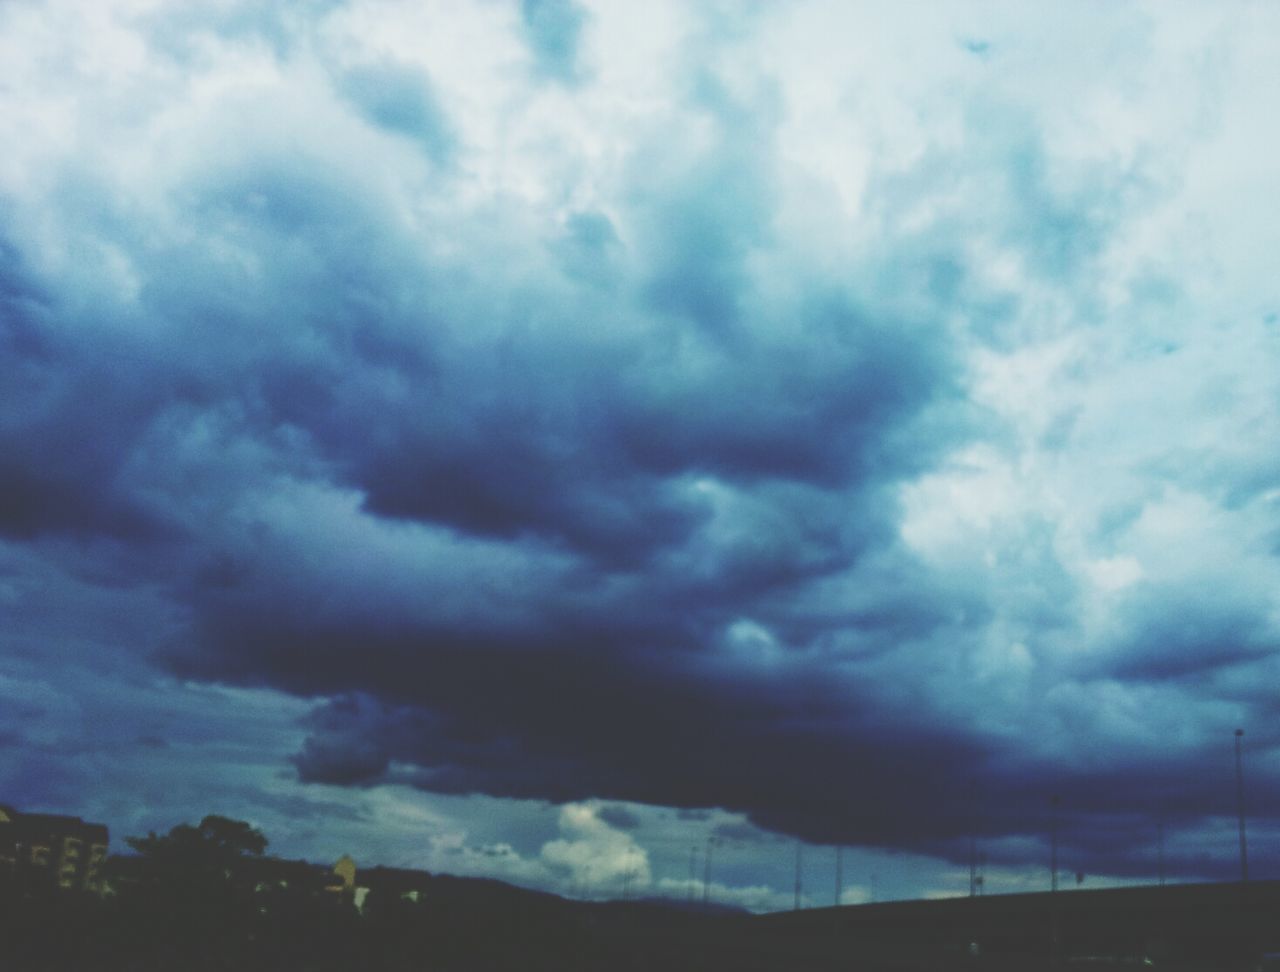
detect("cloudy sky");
top-left (3, 0), bottom-right (1279, 909)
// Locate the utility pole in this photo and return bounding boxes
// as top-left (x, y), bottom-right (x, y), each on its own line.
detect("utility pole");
top-left (968, 781), bottom-right (978, 898)
top-left (970, 836), bottom-right (977, 897)
top-left (794, 840), bottom-right (803, 911)
top-left (703, 837), bottom-right (719, 906)
top-left (1049, 795), bottom-right (1062, 960)
top-left (835, 847), bottom-right (843, 907)
top-left (1157, 814), bottom-right (1165, 887)
top-left (1235, 728), bottom-right (1249, 882)
top-left (1050, 795), bottom-right (1061, 893)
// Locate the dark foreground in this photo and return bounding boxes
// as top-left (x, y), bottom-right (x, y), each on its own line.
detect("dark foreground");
top-left (4, 878), bottom-right (1279, 971)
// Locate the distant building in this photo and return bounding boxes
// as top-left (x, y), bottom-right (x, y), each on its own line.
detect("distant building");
top-left (330, 854), bottom-right (357, 895)
top-left (0, 804), bottom-right (109, 893)
top-left (326, 854), bottom-right (372, 912)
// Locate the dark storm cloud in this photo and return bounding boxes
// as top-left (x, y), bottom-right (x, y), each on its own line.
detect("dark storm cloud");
top-left (968, 751), bottom-right (1280, 881)
top-left (597, 805), bottom-right (641, 831)
top-left (1094, 593), bottom-right (1276, 683)
top-left (712, 821), bottom-right (771, 844)
top-left (0, 89), bottom-right (1150, 867)
top-left (138, 123), bottom-right (987, 850)
top-left (267, 641), bottom-right (995, 853)
top-left (329, 297), bottom-right (949, 567)
top-left (294, 735), bottom-right (390, 786)
top-left (4, 0), bottom-right (1279, 890)
top-left (0, 242), bottom-right (176, 542)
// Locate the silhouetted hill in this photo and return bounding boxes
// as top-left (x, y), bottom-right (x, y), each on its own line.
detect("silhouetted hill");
top-left (7, 853), bottom-right (1280, 970)
top-left (762, 879), bottom-right (1280, 966)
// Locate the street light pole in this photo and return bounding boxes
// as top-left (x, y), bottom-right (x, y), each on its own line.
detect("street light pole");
top-left (1157, 815), bottom-right (1165, 887)
top-left (970, 836), bottom-right (977, 897)
top-left (968, 781), bottom-right (978, 898)
top-left (1235, 728), bottom-right (1249, 883)
top-left (1050, 795), bottom-right (1060, 893)
top-left (703, 836), bottom-right (719, 906)
top-left (794, 840), bottom-right (803, 911)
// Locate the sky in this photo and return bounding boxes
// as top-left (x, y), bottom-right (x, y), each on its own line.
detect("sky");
top-left (2, 0), bottom-right (1280, 911)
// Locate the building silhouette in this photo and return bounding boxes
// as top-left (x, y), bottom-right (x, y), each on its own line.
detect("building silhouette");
top-left (0, 804), bottom-right (109, 893)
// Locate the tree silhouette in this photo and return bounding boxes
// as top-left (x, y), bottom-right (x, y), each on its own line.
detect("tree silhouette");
top-left (125, 813), bottom-right (267, 882)
top-left (115, 814), bottom-right (270, 954)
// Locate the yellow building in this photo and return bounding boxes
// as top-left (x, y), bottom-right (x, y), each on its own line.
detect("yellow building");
top-left (331, 854), bottom-right (357, 893)
top-left (0, 804), bottom-right (109, 893)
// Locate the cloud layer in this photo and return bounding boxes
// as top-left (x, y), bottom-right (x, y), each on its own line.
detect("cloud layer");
top-left (2, 0), bottom-right (1280, 896)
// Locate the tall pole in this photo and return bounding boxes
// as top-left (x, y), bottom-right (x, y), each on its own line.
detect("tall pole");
top-left (835, 847), bottom-right (843, 906)
top-left (1235, 728), bottom-right (1249, 883)
top-left (703, 837), bottom-right (717, 906)
top-left (1157, 815), bottom-right (1165, 887)
top-left (794, 840), bottom-right (803, 911)
top-left (968, 782), bottom-right (978, 898)
top-left (1050, 795), bottom-right (1060, 893)
top-left (703, 838), bottom-right (711, 906)
top-left (969, 834), bottom-right (977, 897)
